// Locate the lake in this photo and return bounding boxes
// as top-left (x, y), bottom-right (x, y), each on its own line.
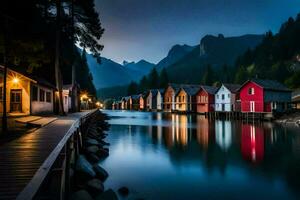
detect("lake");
top-left (100, 110), bottom-right (300, 200)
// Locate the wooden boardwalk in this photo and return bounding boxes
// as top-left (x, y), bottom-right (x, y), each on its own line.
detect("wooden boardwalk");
top-left (0, 111), bottom-right (91, 200)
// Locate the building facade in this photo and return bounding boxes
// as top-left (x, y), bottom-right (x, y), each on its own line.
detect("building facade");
top-left (239, 79), bottom-right (291, 113)
top-left (156, 89), bottom-right (164, 111)
top-left (196, 86), bottom-right (218, 113)
top-left (215, 84), bottom-right (241, 112)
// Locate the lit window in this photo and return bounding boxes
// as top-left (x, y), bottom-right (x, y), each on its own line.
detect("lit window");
top-left (248, 88), bottom-right (254, 95)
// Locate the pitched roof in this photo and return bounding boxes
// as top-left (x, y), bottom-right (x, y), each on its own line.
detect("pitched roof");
top-left (222, 83), bottom-right (241, 93)
top-left (201, 85), bottom-right (218, 94)
top-left (176, 84), bottom-right (201, 96)
top-left (251, 79), bottom-right (291, 92)
top-left (130, 94), bottom-right (140, 100)
top-left (157, 88), bottom-right (165, 95)
top-left (149, 89), bottom-right (158, 97)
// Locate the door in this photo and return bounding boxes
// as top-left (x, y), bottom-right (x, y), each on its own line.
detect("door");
top-left (250, 101), bottom-right (255, 112)
top-left (10, 89), bottom-right (22, 112)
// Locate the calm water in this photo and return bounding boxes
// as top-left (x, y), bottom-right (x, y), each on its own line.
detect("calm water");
top-left (101, 110), bottom-right (300, 200)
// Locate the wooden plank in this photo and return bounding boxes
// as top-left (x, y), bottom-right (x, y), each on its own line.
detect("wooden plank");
top-left (27, 117), bottom-right (57, 127)
top-left (15, 116), bottom-right (42, 124)
top-left (0, 110), bottom-right (95, 200)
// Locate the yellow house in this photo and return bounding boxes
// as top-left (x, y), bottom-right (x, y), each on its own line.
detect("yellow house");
top-left (0, 66), bottom-right (56, 115)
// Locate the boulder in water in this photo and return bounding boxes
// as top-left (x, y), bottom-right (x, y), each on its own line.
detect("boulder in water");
top-left (95, 189), bottom-right (118, 200)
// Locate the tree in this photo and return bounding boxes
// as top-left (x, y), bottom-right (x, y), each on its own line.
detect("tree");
top-left (234, 66), bottom-right (248, 84)
top-left (139, 76), bottom-right (149, 92)
top-left (201, 64), bottom-right (214, 85)
top-left (127, 81), bottom-right (138, 95)
top-left (148, 68), bottom-right (159, 89)
top-left (159, 68), bottom-right (169, 88)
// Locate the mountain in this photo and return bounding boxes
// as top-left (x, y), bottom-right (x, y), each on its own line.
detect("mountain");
top-left (165, 34), bottom-right (264, 83)
top-left (123, 59), bottom-right (155, 76)
top-left (86, 53), bottom-right (154, 89)
top-left (155, 44), bottom-right (195, 70)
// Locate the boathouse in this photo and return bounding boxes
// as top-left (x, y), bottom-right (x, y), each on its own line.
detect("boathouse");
top-left (163, 83), bottom-right (180, 112)
top-left (215, 83), bottom-right (241, 112)
top-left (146, 89), bottom-right (159, 110)
top-left (129, 95), bottom-right (140, 110)
top-left (292, 90), bottom-right (300, 109)
top-left (175, 85), bottom-right (201, 112)
top-left (0, 66), bottom-right (56, 115)
top-left (139, 92), bottom-right (147, 110)
top-left (196, 85), bottom-right (218, 114)
top-left (239, 79), bottom-right (291, 113)
top-left (157, 89), bottom-right (165, 111)
top-left (121, 96), bottom-right (130, 110)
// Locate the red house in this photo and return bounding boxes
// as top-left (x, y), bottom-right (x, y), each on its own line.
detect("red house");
top-left (239, 79), bottom-right (291, 113)
top-left (196, 86), bottom-right (218, 113)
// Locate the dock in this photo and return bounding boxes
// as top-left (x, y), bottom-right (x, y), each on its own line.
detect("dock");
top-left (0, 110), bottom-right (95, 200)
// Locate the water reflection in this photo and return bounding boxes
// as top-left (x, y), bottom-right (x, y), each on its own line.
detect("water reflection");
top-left (102, 110), bottom-right (300, 200)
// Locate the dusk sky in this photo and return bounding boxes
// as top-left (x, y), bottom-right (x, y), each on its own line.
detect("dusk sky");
top-left (95, 0), bottom-right (300, 64)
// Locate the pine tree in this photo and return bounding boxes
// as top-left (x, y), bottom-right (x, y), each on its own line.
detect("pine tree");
top-left (127, 81), bottom-right (138, 95)
top-left (201, 64), bottom-right (214, 85)
top-left (148, 68), bottom-right (159, 89)
top-left (159, 68), bottom-right (169, 88)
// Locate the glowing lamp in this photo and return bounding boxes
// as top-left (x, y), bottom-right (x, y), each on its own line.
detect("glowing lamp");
top-left (13, 77), bottom-right (19, 84)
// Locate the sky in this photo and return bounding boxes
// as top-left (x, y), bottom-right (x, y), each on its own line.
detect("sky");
top-left (95, 0), bottom-right (300, 64)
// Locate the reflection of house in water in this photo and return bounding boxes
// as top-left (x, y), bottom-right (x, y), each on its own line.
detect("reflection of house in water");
top-left (161, 114), bottom-right (191, 148)
top-left (215, 120), bottom-right (232, 151)
top-left (174, 115), bottom-right (189, 146)
top-left (241, 124), bottom-right (264, 162)
top-left (196, 115), bottom-right (210, 149)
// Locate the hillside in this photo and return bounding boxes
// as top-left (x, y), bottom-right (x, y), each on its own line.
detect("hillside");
top-left (166, 34), bottom-right (264, 83)
top-left (155, 44), bottom-right (195, 71)
top-left (86, 53), bottom-right (154, 89)
top-left (123, 59), bottom-right (155, 77)
top-left (233, 14), bottom-right (300, 89)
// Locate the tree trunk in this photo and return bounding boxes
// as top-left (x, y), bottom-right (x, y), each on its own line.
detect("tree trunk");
top-left (55, 0), bottom-right (65, 115)
top-left (2, 17), bottom-right (9, 134)
top-left (71, 0), bottom-right (77, 112)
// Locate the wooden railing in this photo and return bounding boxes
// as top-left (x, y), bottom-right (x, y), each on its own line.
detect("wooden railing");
top-left (17, 109), bottom-right (99, 200)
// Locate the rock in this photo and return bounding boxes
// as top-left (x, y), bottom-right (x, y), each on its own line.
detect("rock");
top-left (71, 190), bottom-right (93, 200)
top-left (86, 145), bottom-right (99, 154)
top-left (86, 138), bottom-right (99, 146)
top-left (118, 187), bottom-right (129, 196)
top-left (93, 163), bottom-right (109, 181)
top-left (99, 140), bottom-right (110, 146)
top-left (95, 189), bottom-right (118, 200)
top-left (75, 155), bottom-right (96, 181)
top-left (86, 179), bottom-right (104, 196)
top-left (85, 153), bottom-right (100, 163)
top-left (95, 148), bottom-right (109, 158)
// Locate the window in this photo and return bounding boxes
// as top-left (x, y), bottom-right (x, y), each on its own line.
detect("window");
top-left (183, 96), bottom-right (185, 102)
top-left (32, 86), bottom-right (38, 101)
top-left (0, 87), bottom-right (3, 101)
top-left (222, 94), bottom-right (225, 100)
top-left (46, 92), bottom-right (51, 103)
top-left (217, 94), bottom-right (219, 99)
top-left (39, 89), bottom-right (45, 102)
top-left (248, 88), bottom-right (254, 95)
top-left (64, 96), bottom-right (68, 105)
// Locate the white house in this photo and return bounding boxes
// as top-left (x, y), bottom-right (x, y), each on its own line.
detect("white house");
top-left (156, 89), bottom-right (164, 111)
top-left (215, 83), bottom-right (241, 112)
